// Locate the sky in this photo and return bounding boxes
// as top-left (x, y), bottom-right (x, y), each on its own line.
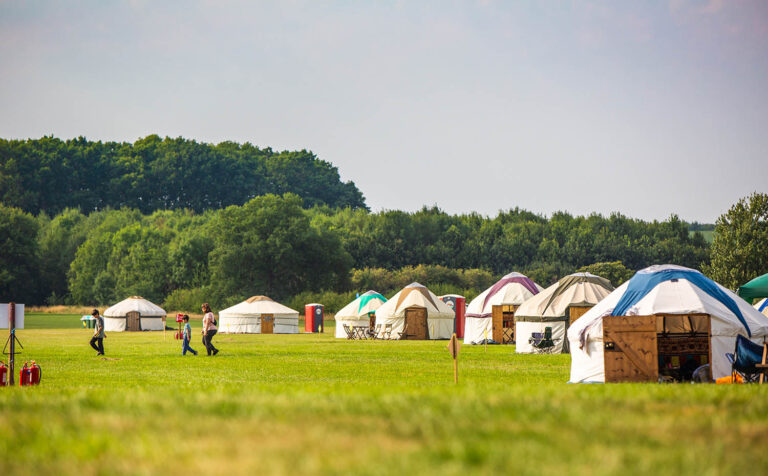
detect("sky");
top-left (1, 0), bottom-right (766, 222)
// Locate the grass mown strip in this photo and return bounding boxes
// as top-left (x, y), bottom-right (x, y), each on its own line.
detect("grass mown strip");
top-left (0, 314), bottom-right (766, 475)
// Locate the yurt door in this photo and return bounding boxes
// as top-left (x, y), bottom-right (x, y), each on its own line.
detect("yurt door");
top-left (502, 305), bottom-right (516, 344)
top-left (491, 306), bottom-right (504, 343)
top-left (261, 314), bottom-right (274, 334)
top-left (404, 307), bottom-right (428, 340)
top-left (603, 315), bottom-right (658, 383)
top-left (126, 311), bottom-right (141, 331)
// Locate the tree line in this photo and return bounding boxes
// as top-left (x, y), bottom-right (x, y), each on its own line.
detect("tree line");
top-left (0, 136), bottom-right (367, 215)
top-left (0, 194), bottom-right (721, 311)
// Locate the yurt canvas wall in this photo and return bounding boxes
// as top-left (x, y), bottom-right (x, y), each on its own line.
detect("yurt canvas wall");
top-left (103, 296), bottom-right (166, 332)
top-left (219, 296), bottom-right (299, 334)
top-left (514, 273), bottom-right (614, 354)
top-left (568, 265), bottom-right (768, 382)
top-left (374, 283), bottom-right (455, 340)
top-left (463, 272), bottom-right (542, 345)
top-left (334, 291), bottom-right (387, 338)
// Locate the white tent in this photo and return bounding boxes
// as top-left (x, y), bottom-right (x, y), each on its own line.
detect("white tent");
top-left (568, 265), bottom-right (768, 382)
top-left (374, 283), bottom-right (455, 339)
top-left (103, 296), bottom-right (165, 332)
top-left (464, 272), bottom-right (543, 344)
top-left (755, 298), bottom-right (768, 318)
top-left (334, 291), bottom-right (387, 338)
top-left (219, 296), bottom-right (299, 334)
top-left (514, 273), bottom-right (614, 354)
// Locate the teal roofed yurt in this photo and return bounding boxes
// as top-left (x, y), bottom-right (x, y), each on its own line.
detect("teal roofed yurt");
top-left (334, 291), bottom-right (388, 338)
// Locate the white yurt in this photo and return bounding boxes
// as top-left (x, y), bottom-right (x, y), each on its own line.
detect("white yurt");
top-left (514, 273), bottom-right (614, 354)
top-left (755, 298), bottom-right (768, 318)
top-left (103, 296), bottom-right (166, 332)
top-left (464, 272), bottom-right (543, 345)
top-left (334, 291), bottom-right (388, 338)
top-left (218, 296), bottom-right (299, 334)
top-left (568, 265), bottom-right (768, 383)
top-left (374, 282), bottom-right (455, 340)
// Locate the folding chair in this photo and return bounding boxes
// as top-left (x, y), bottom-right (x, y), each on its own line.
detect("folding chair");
top-left (382, 324), bottom-right (393, 340)
top-left (397, 324), bottom-right (409, 340)
top-left (372, 324), bottom-right (382, 339)
top-left (343, 324), bottom-right (355, 340)
top-left (726, 335), bottom-right (768, 383)
top-left (528, 326), bottom-right (558, 354)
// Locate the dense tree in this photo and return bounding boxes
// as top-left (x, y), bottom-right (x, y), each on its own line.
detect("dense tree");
top-left (0, 205), bottom-right (40, 303)
top-left (0, 136), bottom-right (368, 215)
top-left (576, 261), bottom-right (635, 287)
top-left (704, 192), bottom-right (768, 290)
top-left (209, 194), bottom-right (352, 301)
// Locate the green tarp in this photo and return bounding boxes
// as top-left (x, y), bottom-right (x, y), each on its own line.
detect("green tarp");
top-left (738, 273), bottom-right (768, 302)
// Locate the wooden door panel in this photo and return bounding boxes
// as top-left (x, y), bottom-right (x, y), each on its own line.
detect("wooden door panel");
top-left (404, 308), bottom-right (428, 340)
top-left (603, 315), bottom-right (658, 383)
top-left (261, 314), bottom-right (274, 334)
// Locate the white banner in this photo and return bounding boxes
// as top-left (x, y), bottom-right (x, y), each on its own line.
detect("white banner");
top-left (0, 304), bottom-right (25, 329)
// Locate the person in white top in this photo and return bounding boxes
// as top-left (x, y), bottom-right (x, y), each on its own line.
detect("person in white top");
top-left (201, 302), bottom-right (219, 356)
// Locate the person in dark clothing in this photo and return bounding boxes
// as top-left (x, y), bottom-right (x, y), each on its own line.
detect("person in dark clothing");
top-left (89, 309), bottom-right (105, 355)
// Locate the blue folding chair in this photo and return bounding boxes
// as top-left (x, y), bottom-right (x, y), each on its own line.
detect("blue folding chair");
top-left (725, 335), bottom-right (768, 383)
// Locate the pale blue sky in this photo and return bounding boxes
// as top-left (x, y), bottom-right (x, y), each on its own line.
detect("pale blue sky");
top-left (1, 0), bottom-right (766, 222)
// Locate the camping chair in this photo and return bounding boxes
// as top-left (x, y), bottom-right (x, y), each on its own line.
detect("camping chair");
top-left (382, 324), bottom-right (393, 340)
top-left (343, 324), bottom-right (356, 340)
top-left (528, 327), bottom-right (558, 354)
top-left (372, 324), bottom-right (382, 339)
top-left (397, 324), bottom-right (409, 340)
top-left (725, 335), bottom-right (768, 383)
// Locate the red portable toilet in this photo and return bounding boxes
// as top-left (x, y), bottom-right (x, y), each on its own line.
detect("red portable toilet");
top-left (439, 295), bottom-right (466, 338)
top-left (304, 304), bottom-right (324, 333)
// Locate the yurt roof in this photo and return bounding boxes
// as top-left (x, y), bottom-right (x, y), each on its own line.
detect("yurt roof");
top-left (335, 291), bottom-right (387, 319)
top-left (515, 272), bottom-right (614, 319)
top-left (219, 296), bottom-right (299, 318)
top-left (466, 272), bottom-right (543, 318)
top-left (375, 282), bottom-right (455, 319)
top-left (569, 265), bottom-right (768, 341)
top-left (103, 296), bottom-right (166, 317)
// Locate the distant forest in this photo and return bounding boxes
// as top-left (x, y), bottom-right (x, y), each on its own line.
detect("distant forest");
top-left (0, 135), bottom-right (717, 309)
top-left (0, 136), bottom-right (367, 214)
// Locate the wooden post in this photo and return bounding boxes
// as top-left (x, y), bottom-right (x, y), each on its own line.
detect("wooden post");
top-left (447, 333), bottom-right (461, 384)
top-left (484, 327), bottom-right (487, 353)
top-left (761, 343), bottom-right (767, 385)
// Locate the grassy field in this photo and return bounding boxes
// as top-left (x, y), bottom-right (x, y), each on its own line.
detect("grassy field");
top-left (1, 313), bottom-right (767, 475)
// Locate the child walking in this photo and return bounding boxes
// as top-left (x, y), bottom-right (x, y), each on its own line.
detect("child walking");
top-left (181, 315), bottom-right (198, 356)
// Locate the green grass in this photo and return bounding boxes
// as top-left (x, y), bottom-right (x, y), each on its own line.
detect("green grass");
top-left (1, 313), bottom-right (767, 475)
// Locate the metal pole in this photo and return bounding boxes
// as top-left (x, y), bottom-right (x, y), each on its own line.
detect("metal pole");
top-left (9, 302), bottom-right (15, 385)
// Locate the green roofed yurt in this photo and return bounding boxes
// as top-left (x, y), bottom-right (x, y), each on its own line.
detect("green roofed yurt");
top-left (334, 291), bottom-right (387, 338)
top-left (514, 273), bottom-right (614, 354)
top-left (739, 273), bottom-right (768, 303)
top-left (103, 296), bottom-right (166, 332)
top-left (219, 296), bottom-right (299, 334)
top-left (374, 283), bottom-right (455, 340)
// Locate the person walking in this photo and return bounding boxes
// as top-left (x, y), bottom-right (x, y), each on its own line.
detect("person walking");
top-left (201, 303), bottom-right (219, 356)
top-left (89, 309), bottom-right (105, 355)
top-left (181, 314), bottom-right (198, 356)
